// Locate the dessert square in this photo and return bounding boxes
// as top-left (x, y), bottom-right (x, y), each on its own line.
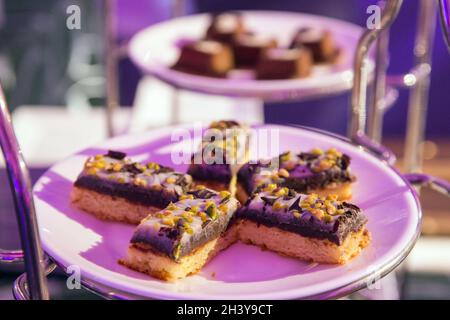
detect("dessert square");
top-left (232, 34), bottom-right (277, 68)
top-left (236, 187), bottom-right (370, 264)
top-left (237, 147), bottom-right (355, 203)
top-left (256, 47), bottom-right (313, 79)
top-left (289, 28), bottom-right (339, 63)
top-left (188, 120), bottom-right (250, 193)
top-left (120, 187), bottom-right (240, 281)
top-left (172, 40), bottom-right (234, 77)
top-left (205, 12), bottom-right (246, 44)
top-left (71, 150), bottom-right (192, 224)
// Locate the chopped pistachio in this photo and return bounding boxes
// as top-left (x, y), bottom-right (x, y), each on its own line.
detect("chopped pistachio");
top-left (133, 177), bottom-right (147, 187)
top-left (206, 204), bottom-right (218, 220)
top-left (311, 147), bottom-right (323, 155)
top-left (264, 183), bottom-right (277, 193)
top-left (219, 190), bottom-right (231, 199)
top-left (278, 168), bottom-right (290, 178)
top-left (112, 163), bottom-right (122, 172)
top-left (180, 194), bottom-right (194, 201)
top-left (292, 210), bottom-right (301, 218)
top-left (87, 167), bottom-right (99, 175)
top-left (162, 217), bottom-right (175, 227)
top-left (165, 176), bottom-right (177, 184)
top-left (218, 204), bottom-right (228, 212)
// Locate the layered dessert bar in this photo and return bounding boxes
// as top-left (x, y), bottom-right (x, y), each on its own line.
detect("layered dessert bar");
top-left (237, 148), bottom-right (355, 203)
top-left (256, 47), bottom-right (313, 80)
top-left (232, 34), bottom-right (277, 68)
top-left (172, 40), bottom-right (234, 77)
top-left (71, 150), bottom-right (192, 224)
top-left (120, 187), bottom-right (240, 281)
top-left (289, 28), bottom-right (339, 64)
top-left (188, 120), bottom-right (250, 193)
top-left (205, 12), bottom-right (246, 44)
top-left (237, 187), bottom-right (370, 264)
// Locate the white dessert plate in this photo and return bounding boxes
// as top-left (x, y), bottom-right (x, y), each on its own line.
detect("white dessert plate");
top-left (34, 124), bottom-right (421, 299)
top-left (128, 11), bottom-right (373, 100)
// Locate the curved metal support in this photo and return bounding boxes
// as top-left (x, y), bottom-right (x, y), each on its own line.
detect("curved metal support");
top-left (13, 260), bottom-right (56, 300)
top-left (352, 131), bottom-right (397, 165)
top-left (350, 0), bottom-right (403, 138)
top-left (0, 85), bottom-right (49, 300)
top-left (404, 173), bottom-right (450, 196)
top-left (439, 0), bottom-right (450, 53)
top-left (0, 249), bottom-right (24, 264)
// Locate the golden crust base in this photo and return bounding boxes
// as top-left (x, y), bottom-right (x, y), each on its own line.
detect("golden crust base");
top-left (71, 187), bottom-right (159, 224)
top-left (119, 224), bottom-right (239, 281)
top-left (238, 220), bottom-right (370, 264)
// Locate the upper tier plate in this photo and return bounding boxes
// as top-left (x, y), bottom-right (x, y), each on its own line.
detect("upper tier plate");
top-left (128, 11), bottom-right (373, 100)
top-left (34, 124), bottom-right (421, 299)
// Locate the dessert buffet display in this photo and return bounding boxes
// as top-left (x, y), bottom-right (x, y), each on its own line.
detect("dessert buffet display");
top-left (173, 12), bottom-right (337, 80)
top-left (128, 11), bottom-right (371, 98)
top-left (33, 122), bottom-right (421, 299)
top-left (69, 120), bottom-right (368, 281)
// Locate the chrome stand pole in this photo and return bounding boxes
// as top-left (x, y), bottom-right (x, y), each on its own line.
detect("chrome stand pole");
top-left (403, 0), bottom-right (437, 173)
top-left (368, 25), bottom-right (390, 143)
top-left (104, 0), bottom-right (119, 137)
top-left (349, 0), bottom-right (402, 164)
top-left (0, 85), bottom-right (49, 300)
top-left (439, 0), bottom-right (450, 53)
top-left (170, 0), bottom-right (185, 125)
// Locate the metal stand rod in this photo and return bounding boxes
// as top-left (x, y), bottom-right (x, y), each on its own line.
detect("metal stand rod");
top-left (104, 0), bottom-right (119, 137)
top-left (0, 85), bottom-right (49, 300)
top-left (368, 26), bottom-right (390, 143)
top-left (405, 173), bottom-right (450, 195)
top-left (350, 0), bottom-right (403, 139)
top-left (349, 0), bottom-right (402, 165)
top-left (439, 0), bottom-right (450, 53)
top-left (403, 0), bottom-right (437, 173)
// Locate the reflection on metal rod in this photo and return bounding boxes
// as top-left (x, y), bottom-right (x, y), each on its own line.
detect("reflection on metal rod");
top-left (404, 0), bottom-right (437, 174)
top-left (352, 132), bottom-right (396, 165)
top-left (368, 25), bottom-right (390, 143)
top-left (0, 85), bottom-right (49, 300)
top-left (0, 249), bottom-right (24, 264)
top-left (386, 63), bottom-right (432, 88)
top-left (350, 0), bottom-right (403, 138)
top-left (439, 0), bottom-right (450, 53)
top-left (104, 0), bottom-right (119, 137)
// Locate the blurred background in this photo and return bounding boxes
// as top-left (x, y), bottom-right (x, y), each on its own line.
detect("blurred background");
top-left (0, 0), bottom-right (449, 299)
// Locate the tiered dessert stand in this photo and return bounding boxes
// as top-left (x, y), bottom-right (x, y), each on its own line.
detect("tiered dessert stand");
top-left (0, 0), bottom-right (449, 299)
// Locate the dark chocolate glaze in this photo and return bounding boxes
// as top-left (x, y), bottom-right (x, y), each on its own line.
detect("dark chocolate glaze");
top-left (131, 212), bottom-right (231, 260)
top-left (187, 163), bottom-right (232, 183)
top-left (188, 148), bottom-right (232, 183)
top-left (74, 175), bottom-right (184, 208)
top-left (236, 202), bottom-right (367, 245)
top-left (237, 151), bottom-right (354, 196)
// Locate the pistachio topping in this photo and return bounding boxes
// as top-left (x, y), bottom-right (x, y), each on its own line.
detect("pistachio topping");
top-left (81, 151), bottom-right (191, 193)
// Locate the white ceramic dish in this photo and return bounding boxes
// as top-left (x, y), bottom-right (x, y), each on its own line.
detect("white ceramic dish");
top-left (34, 124), bottom-right (421, 299)
top-left (128, 11), bottom-right (373, 100)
